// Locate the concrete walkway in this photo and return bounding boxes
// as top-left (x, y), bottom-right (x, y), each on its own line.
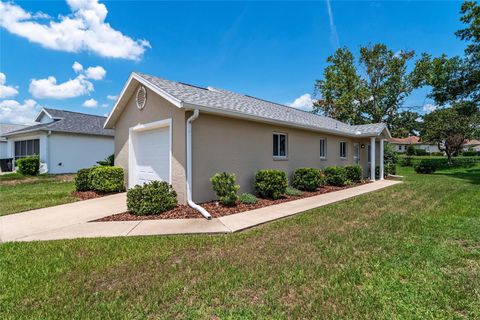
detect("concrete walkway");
top-left (0, 180), bottom-right (401, 242)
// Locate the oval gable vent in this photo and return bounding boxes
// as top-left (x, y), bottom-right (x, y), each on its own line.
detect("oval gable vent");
top-left (136, 86), bottom-right (147, 110)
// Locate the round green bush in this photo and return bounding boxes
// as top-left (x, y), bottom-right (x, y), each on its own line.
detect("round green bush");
top-left (75, 168), bottom-right (93, 191)
top-left (89, 166), bottom-right (125, 193)
top-left (127, 181), bottom-right (177, 215)
top-left (239, 193), bottom-right (257, 204)
top-left (210, 172), bottom-right (240, 206)
top-left (16, 155), bottom-right (39, 176)
top-left (344, 165), bottom-right (363, 183)
top-left (292, 167), bottom-right (323, 191)
top-left (255, 169), bottom-right (288, 200)
top-left (285, 186), bottom-right (302, 196)
top-left (323, 166), bottom-right (350, 186)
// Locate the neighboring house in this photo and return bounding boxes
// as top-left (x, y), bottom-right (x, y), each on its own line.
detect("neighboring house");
top-left (105, 72), bottom-right (391, 207)
top-left (464, 139), bottom-right (480, 152)
top-left (3, 108), bottom-right (114, 174)
top-left (387, 136), bottom-right (440, 154)
top-left (1, 123), bottom-right (28, 159)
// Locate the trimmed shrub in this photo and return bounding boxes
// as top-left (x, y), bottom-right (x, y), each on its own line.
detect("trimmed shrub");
top-left (210, 172), bottom-right (240, 206)
top-left (414, 160), bottom-right (437, 174)
top-left (285, 186), bottom-right (302, 196)
top-left (344, 165), bottom-right (362, 183)
top-left (239, 193), bottom-right (257, 204)
top-left (385, 162), bottom-right (397, 175)
top-left (324, 166), bottom-right (350, 186)
top-left (16, 155), bottom-right (39, 176)
top-left (292, 167), bottom-right (323, 191)
top-left (414, 148), bottom-right (428, 156)
top-left (255, 169), bottom-right (288, 200)
top-left (398, 155), bottom-right (480, 169)
top-left (406, 145), bottom-right (416, 156)
top-left (97, 154), bottom-right (114, 166)
top-left (399, 156), bottom-right (414, 167)
top-left (127, 181), bottom-right (177, 215)
top-left (75, 168), bottom-right (93, 191)
top-left (90, 166), bottom-right (125, 193)
top-left (462, 149), bottom-right (478, 157)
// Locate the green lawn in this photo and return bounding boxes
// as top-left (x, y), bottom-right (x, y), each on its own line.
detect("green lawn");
top-left (0, 174), bottom-right (77, 216)
top-left (1, 166), bottom-right (479, 319)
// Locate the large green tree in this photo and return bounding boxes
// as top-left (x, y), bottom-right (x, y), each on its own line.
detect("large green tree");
top-left (391, 111), bottom-right (423, 138)
top-left (313, 44), bottom-right (415, 129)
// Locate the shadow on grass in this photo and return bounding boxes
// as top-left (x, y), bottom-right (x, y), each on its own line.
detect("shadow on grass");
top-left (436, 167), bottom-right (480, 185)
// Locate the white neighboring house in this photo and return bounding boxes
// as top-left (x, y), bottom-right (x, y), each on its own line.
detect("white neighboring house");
top-left (464, 139), bottom-right (480, 152)
top-left (2, 108), bottom-right (114, 174)
top-left (387, 136), bottom-right (440, 154)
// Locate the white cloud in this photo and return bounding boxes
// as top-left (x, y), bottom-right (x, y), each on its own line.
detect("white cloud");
top-left (101, 103), bottom-right (109, 108)
top-left (106, 94), bottom-right (117, 100)
top-left (0, 0), bottom-right (150, 60)
top-left (0, 99), bottom-right (41, 124)
top-left (29, 61), bottom-right (106, 99)
top-left (423, 104), bottom-right (437, 113)
top-left (72, 61), bottom-right (83, 73)
top-left (29, 75), bottom-right (93, 99)
top-left (84, 66), bottom-right (106, 80)
top-left (287, 93), bottom-right (314, 111)
top-left (325, 0), bottom-right (339, 48)
top-left (0, 72), bottom-right (19, 98)
top-left (82, 98), bottom-right (98, 107)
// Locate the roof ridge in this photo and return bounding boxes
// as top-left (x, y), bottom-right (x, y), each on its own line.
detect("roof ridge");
top-left (44, 108), bottom-right (107, 119)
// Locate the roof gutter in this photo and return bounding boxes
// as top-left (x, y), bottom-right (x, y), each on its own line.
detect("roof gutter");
top-left (186, 109), bottom-right (212, 220)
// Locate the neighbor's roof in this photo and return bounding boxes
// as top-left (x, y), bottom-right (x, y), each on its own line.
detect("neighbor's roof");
top-left (3, 108), bottom-right (115, 137)
top-left (465, 139), bottom-right (480, 146)
top-left (105, 72), bottom-right (390, 138)
top-left (387, 136), bottom-right (422, 145)
top-left (0, 123), bottom-right (29, 141)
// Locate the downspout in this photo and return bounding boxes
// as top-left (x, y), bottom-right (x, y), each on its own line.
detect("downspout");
top-left (186, 109), bottom-right (212, 220)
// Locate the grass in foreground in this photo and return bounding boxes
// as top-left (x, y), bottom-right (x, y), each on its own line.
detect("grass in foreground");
top-left (0, 174), bottom-right (77, 216)
top-left (1, 166), bottom-right (479, 319)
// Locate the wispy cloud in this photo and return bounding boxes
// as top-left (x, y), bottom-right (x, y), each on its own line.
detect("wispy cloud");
top-left (325, 0), bottom-right (339, 48)
top-left (287, 93), bottom-right (315, 111)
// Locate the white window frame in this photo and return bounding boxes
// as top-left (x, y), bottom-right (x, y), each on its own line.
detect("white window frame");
top-left (319, 138), bottom-right (327, 159)
top-left (340, 141), bottom-right (347, 159)
top-left (273, 132), bottom-right (288, 159)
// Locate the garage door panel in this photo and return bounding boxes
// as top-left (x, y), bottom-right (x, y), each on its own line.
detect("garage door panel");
top-left (133, 126), bottom-right (170, 186)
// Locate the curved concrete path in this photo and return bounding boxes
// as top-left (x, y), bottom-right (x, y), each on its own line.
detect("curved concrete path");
top-left (0, 180), bottom-right (401, 242)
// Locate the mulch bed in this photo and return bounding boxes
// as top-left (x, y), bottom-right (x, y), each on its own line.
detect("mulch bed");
top-left (94, 181), bottom-right (371, 222)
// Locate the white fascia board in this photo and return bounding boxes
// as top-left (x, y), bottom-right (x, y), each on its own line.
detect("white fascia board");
top-left (34, 108), bottom-right (50, 122)
top-left (104, 73), bottom-right (184, 129)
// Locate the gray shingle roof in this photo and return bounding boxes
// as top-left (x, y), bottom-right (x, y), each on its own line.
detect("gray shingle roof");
top-left (135, 72), bottom-right (387, 137)
top-left (3, 108), bottom-right (114, 137)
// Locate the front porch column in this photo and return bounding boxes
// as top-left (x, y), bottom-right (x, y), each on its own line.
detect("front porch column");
top-left (379, 139), bottom-right (385, 180)
top-left (370, 137), bottom-right (376, 181)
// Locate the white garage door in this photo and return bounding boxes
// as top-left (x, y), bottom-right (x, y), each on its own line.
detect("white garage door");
top-left (133, 126), bottom-right (170, 186)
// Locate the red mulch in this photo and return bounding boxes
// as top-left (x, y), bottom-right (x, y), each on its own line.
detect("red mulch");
top-left (93, 181), bottom-right (371, 222)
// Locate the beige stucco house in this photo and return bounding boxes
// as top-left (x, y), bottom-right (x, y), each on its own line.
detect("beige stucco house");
top-left (105, 72), bottom-right (391, 218)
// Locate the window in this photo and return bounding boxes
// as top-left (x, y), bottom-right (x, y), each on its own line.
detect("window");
top-left (340, 141), bottom-right (347, 159)
top-left (273, 133), bottom-right (287, 158)
top-left (319, 138), bottom-right (327, 159)
top-left (368, 144), bottom-right (371, 163)
top-left (14, 139), bottom-right (40, 160)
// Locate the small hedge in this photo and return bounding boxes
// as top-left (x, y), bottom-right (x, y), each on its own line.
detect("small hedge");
top-left (344, 165), bottom-right (362, 183)
top-left (323, 166), bottom-right (350, 186)
top-left (414, 160), bottom-right (437, 174)
top-left (398, 156), bottom-right (480, 169)
top-left (292, 167), bottom-right (323, 191)
top-left (127, 181), bottom-right (177, 215)
top-left (285, 187), bottom-right (302, 196)
top-left (255, 169), bottom-right (288, 200)
top-left (210, 172), bottom-right (240, 206)
top-left (16, 155), bottom-right (39, 176)
top-left (239, 193), bottom-right (257, 204)
top-left (89, 166), bottom-right (125, 193)
top-left (75, 168), bottom-right (93, 191)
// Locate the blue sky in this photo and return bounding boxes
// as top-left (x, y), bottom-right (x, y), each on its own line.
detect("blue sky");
top-left (0, 0), bottom-right (466, 124)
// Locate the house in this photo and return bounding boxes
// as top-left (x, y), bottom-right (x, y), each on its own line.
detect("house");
top-left (464, 139), bottom-right (480, 152)
top-left (2, 108), bottom-right (114, 174)
top-left (0, 123), bottom-right (29, 172)
top-left (105, 72), bottom-right (391, 214)
top-left (387, 136), bottom-right (440, 154)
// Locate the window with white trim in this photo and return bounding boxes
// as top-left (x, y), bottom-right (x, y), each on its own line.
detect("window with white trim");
top-left (340, 141), bottom-right (347, 159)
top-left (14, 139), bottom-right (40, 160)
top-left (273, 133), bottom-right (287, 158)
top-left (319, 138), bottom-right (327, 159)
